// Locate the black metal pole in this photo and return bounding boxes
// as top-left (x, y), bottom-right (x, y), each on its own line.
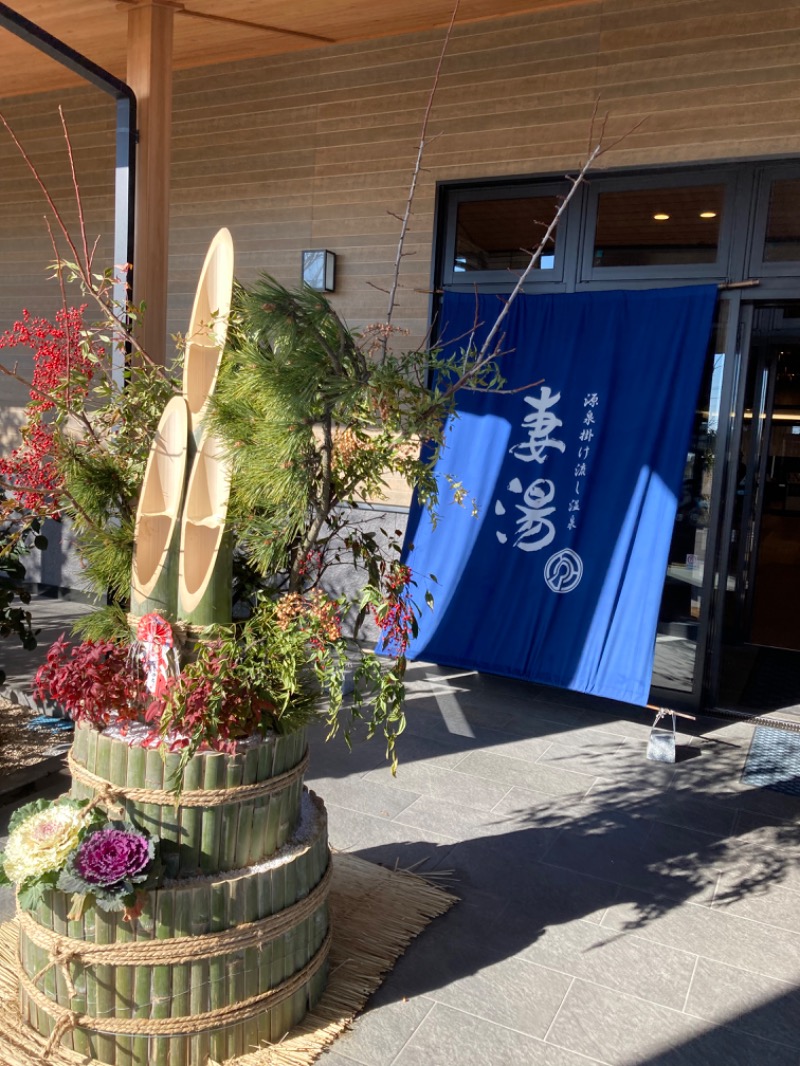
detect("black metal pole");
top-left (0, 2), bottom-right (136, 375)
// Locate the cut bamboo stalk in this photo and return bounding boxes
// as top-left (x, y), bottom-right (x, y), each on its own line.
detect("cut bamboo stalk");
top-left (242, 871), bottom-right (261, 1056)
top-left (199, 752), bottom-right (225, 873)
top-left (130, 394), bottom-right (190, 622)
top-left (183, 227), bottom-right (234, 446)
top-left (168, 886), bottom-right (192, 1066)
top-left (208, 879), bottom-right (227, 1064)
top-left (177, 430), bottom-right (233, 627)
top-left (72, 722), bottom-right (87, 765)
top-left (67, 891), bottom-right (91, 1059)
top-left (256, 863), bottom-right (274, 1048)
top-left (178, 751), bottom-right (203, 875)
top-left (270, 863), bottom-right (289, 1044)
top-left (32, 894), bottom-right (54, 1042)
top-left (94, 733), bottom-right (111, 795)
top-left (234, 745), bottom-right (259, 870)
top-left (142, 745), bottom-right (166, 841)
top-left (93, 904), bottom-right (117, 1065)
top-left (160, 751), bottom-right (183, 878)
top-left (226, 876), bottom-right (245, 1059)
top-left (126, 743), bottom-right (147, 830)
top-left (113, 901), bottom-right (135, 1066)
top-left (188, 880), bottom-right (211, 1066)
top-left (220, 752), bottom-right (245, 871)
top-left (20, 925), bottom-right (39, 1036)
top-left (248, 743), bottom-right (272, 867)
top-left (82, 900), bottom-right (97, 1053)
top-left (131, 887), bottom-right (153, 1066)
top-left (151, 886), bottom-right (173, 1066)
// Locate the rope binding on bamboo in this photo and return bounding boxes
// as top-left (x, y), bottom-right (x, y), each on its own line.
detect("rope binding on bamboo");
top-left (19, 859), bottom-right (332, 992)
top-left (67, 746), bottom-right (309, 807)
top-left (21, 928), bottom-right (332, 1057)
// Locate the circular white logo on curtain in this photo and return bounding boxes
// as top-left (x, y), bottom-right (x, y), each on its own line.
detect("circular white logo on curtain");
top-left (544, 549), bottom-right (583, 593)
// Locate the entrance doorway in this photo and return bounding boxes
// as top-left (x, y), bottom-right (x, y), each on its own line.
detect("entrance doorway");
top-left (718, 301), bottom-right (800, 715)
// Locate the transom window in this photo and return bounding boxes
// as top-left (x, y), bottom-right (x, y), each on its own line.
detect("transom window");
top-left (438, 161), bottom-right (800, 293)
top-left (454, 195), bottom-right (559, 273)
top-left (592, 185), bottom-right (725, 269)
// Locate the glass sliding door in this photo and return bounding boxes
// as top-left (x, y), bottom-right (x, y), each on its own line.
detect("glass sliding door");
top-left (651, 302), bottom-right (736, 706)
top-left (714, 301), bottom-right (800, 716)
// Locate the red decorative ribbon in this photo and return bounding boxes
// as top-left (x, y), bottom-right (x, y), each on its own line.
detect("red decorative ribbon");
top-left (135, 612), bottom-right (176, 697)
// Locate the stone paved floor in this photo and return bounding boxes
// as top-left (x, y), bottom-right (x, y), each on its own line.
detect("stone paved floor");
top-left (2, 602), bottom-right (800, 1065)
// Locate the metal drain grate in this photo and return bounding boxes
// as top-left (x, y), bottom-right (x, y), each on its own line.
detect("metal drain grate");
top-left (742, 727), bottom-right (800, 796)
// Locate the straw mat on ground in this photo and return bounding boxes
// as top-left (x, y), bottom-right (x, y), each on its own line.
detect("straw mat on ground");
top-left (0, 852), bottom-right (457, 1066)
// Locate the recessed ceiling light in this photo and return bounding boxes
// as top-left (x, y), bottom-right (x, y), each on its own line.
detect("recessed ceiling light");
top-left (699, 211), bottom-right (717, 219)
top-left (653, 213), bottom-right (670, 221)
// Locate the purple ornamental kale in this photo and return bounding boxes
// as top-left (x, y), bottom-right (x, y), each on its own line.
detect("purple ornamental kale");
top-left (72, 827), bottom-right (152, 887)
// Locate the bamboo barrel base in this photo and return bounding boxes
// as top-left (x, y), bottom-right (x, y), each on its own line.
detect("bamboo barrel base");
top-left (19, 727), bottom-right (331, 1065)
top-left (69, 723), bottom-right (308, 878)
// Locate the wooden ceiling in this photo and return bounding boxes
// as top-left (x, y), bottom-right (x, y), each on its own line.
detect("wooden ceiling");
top-left (0, 0), bottom-right (589, 98)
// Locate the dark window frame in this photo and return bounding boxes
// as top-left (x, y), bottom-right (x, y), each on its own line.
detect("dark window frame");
top-left (579, 168), bottom-right (739, 283)
top-left (749, 164), bottom-right (800, 279)
top-left (440, 180), bottom-right (572, 289)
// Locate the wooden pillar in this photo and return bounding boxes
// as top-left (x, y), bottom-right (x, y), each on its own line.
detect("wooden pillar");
top-left (126, 0), bottom-right (175, 364)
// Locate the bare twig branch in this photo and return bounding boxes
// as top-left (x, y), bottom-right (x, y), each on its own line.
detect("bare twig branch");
top-left (59, 106), bottom-right (91, 276)
top-left (476, 140), bottom-right (604, 363)
top-left (383, 0), bottom-right (461, 355)
top-left (0, 111), bottom-right (83, 270)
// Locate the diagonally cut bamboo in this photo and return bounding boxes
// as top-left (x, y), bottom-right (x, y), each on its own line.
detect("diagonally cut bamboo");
top-left (178, 429), bottom-right (233, 627)
top-left (130, 394), bottom-right (190, 622)
top-left (183, 227), bottom-right (235, 446)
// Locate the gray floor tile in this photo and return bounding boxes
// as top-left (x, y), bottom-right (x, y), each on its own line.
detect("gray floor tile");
top-left (326, 802), bottom-right (457, 870)
top-left (533, 738), bottom-right (627, 778)
top-left (546, 978), bottom-right (800, 1065)
top-left (712, 875), bottom-right (800, 933)
top-left (481, 857), bottom-right (621, 926)
top-left (392, 1002), bottom-right (595, 1066)
top-left (601, 891), bottom-right (800, 984)
top-left (307, 726), bottom-right (387, 779)
top-left (427, 955), bottom-right (573, 1039)
top-left (541, 813), bottom-right (725, 906)
top-left (333, 996), bottom-right (435, 1066)
top-left (305, 774), bottom-right (419, 820)
top-left (515, 919), bottom-right (697, 1010)
top-left (684, 957), bottom-right (800, 1049)
top-left (364, 758), bottom-right (510, 811)
top-left (454, 749), bottom-right (597, 798)
top-left (733, 809), bottom-right (800, 855)
top-left (391, 793), bottom-right (521, 839)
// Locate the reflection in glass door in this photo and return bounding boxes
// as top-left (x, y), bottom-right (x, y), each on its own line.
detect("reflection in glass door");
top-left (717, 301), bottom-right (800, 715)
top-left (651, 306), bottom-right (730, 701)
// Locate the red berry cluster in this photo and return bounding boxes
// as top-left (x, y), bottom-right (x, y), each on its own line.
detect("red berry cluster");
top-left (374, 563), bottom-right (416, 655)
top-left (296, 548), bottom-right (323, 580)
top-left (0, 307), bottom-right (95, 513)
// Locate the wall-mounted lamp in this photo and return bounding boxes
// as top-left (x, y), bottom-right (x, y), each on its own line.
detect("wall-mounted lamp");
top-left (302, 249), bottom-right (336, 292)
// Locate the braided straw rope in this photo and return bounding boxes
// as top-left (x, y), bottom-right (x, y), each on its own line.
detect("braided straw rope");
top-left (20, 860), bottom-right (332, 992)
top-left (68, 746), bottom-right (309, 807)
top-left (21, 928), bottom-right (332, 1054)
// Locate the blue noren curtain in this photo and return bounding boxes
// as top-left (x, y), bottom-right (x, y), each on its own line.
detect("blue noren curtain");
top-left (397, 286), bottom-right (717, 706)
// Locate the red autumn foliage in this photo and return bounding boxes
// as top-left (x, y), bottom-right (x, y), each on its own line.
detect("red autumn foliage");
top-left (146, 640), bottom-right (276, 754)
top-left (0, 307), bottom-right (95, 513)
top-left (35, 635), bottom-right (277, 754)
top-left (34, 635), bottom-right (147, 729)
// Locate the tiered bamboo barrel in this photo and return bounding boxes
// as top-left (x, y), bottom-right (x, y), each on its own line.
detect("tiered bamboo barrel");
top-left (18, 726), bottom-right (331, 1065)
